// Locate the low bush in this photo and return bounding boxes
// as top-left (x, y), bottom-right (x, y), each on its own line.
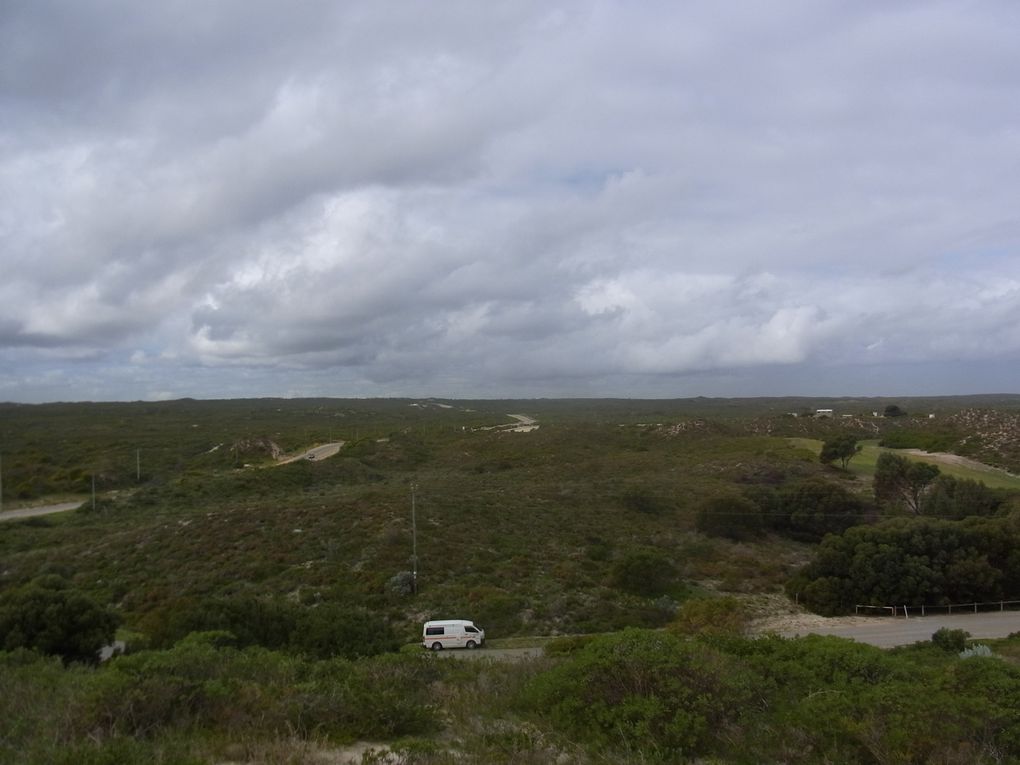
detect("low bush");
top-left (932, 628), bottom-right (970, 653)
top-left (78, 633), bottom-right (440, 742)
top-left (523, 629), bottom-right (755, 759)
top-left (695, 494), bottom-right (763, 541)
top-left (542, 634), bottom-right (596, 656)
top-left (668, 596), bottom-right (748, 638)
top-left (609, 550), bottom-right (681, 598)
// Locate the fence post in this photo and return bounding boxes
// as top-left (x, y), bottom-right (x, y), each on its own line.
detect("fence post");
top-left (974, 602), bottom-right (978, 614)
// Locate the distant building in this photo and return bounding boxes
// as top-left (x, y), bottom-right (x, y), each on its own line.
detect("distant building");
top-left (815, 409), bottom-right (834, 418)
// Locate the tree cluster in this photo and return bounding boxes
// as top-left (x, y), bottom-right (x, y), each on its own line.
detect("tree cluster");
top-left (788, 516), bottom-right (1020, 615)
top-left (698, 479), bottom-right (870, 543)
top-left (872, 453), bottom-right (1006, 517)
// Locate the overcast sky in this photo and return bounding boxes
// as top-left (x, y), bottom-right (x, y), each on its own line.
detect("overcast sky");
top-left (2, 1), bottom-right (1019, 402)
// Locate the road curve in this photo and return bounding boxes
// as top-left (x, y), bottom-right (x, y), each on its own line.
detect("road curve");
top-left (0, 501), bottom-right (81, 522)
top-left (276, 441), bottom-right (345, 465)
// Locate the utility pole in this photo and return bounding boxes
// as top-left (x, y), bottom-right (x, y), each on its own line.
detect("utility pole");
top-left (411, 482), bottom-right (418, 594)
top-left (91, 474), bottom-right (96, 512)
top-left (0, 453), bottom-right (4, 515)
top-left (136, 449), bottom-right (141, 482)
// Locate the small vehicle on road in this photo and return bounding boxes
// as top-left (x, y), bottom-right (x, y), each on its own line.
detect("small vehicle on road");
top-left (422, 619), bottom-right (485, 650)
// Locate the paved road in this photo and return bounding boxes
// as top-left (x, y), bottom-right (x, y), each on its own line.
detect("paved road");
top-left (779, 611), bottom-right (1020, 648)
top-left (433, 613), bottom-right (1020, 660)
top-left (277, 441), bottom-right (345, 465)
top-left (0, 501), bottom-right (81, 522)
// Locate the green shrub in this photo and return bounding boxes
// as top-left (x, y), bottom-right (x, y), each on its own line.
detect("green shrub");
top-left (669, 596), bottom-right (748, 638)
top-left (756, 478), bottom-right (869, 542)
top-left (695, 494), bottom-right (763, 541)
top-left (609, 550), bottom-right (680, 597)
top-left (0, 577), bottom-right (119, 664)
top-left (524, 629), bottom-right (755, 758)
top-left (80, 634), bottom-right (439, 742)
top-left (290, 605), bottom-right (399, 660)
top-left (932, 628), bottom-right (970, 653)
top-left (543, 634), bottom-right (596, 656)
top-left (620, 487), bottom-right (669, 515)
top-left (141, 596), bottom-right (298, 651)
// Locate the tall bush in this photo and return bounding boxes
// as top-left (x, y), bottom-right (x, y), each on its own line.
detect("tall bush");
top-left (0, 576), bottom-right (119, 664)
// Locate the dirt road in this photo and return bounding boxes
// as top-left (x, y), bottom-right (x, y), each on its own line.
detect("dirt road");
top-left (0, 500), bottom-right (81, 522)
top-left (769, 611), bottom-right (1020, 648)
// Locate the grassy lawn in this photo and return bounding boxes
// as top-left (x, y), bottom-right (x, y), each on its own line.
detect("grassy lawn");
top-left (789, 438), bottom-right (1020, 490)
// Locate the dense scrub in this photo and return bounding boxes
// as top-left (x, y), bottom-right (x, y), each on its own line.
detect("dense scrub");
top-left (522, 629), bottom-right (1020, 763)
top-left (4, 628), bottom-right (1020, 763)
top-left (4, 397), bottom-right (1020, 761)
top-left (0, 405), bottom-right (829, 641)
top-left (0, 634), bottom-right (442, 764)
top-left (788, 516), bottom-right (1020, 614)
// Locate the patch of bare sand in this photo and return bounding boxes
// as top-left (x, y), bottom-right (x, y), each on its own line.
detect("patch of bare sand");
top-left (900, 448), bottom-right (1018, 477)
top-left (737, 591), bottom-right (885, 634)
top-left (752, 613), bottom-right (880, 633)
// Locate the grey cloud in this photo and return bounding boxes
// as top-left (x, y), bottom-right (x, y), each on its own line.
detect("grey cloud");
top-left (2, 1), bottom-right (1019, 400)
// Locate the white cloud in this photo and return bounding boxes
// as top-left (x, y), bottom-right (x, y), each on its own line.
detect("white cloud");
top-left (1, 1), bottom-right (1019, 400)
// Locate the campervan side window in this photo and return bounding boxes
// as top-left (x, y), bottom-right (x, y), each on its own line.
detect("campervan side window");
top-left (425, 626), bottom-right (445, 636)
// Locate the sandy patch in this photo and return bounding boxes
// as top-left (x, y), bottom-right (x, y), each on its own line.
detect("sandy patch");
top-left (899, 448), bottom-right (1018, 477)
top-left (752, 613), bottom-right (882, 633)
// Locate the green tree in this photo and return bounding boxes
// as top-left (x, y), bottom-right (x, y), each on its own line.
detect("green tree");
top-left (0, 576), bottom-right (119, 664)
top-left (760, 478), bottom-right (868, 541)
top-left (874, 452), bottom-right (940, 514)
top-left (921, 475), bottom-right (1002, 518)
top-left (819, 435), bottom-right (862, 470)
top-left (884, 404), bottom-right (907, 417)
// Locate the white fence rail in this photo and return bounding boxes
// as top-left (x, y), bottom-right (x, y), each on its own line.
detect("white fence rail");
top-left (855, 600), bottom-right (1020, 617)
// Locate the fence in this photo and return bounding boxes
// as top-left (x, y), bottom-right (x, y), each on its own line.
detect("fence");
top-left (855, 600), bottom-right (1020, 617)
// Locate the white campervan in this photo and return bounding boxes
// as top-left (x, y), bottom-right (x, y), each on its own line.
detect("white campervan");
top-left (422, 619), bottom-right (485, 650)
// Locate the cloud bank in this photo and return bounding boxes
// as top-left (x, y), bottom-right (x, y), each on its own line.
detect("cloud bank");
top-left (2, 1), bottom-right (1019, 401)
